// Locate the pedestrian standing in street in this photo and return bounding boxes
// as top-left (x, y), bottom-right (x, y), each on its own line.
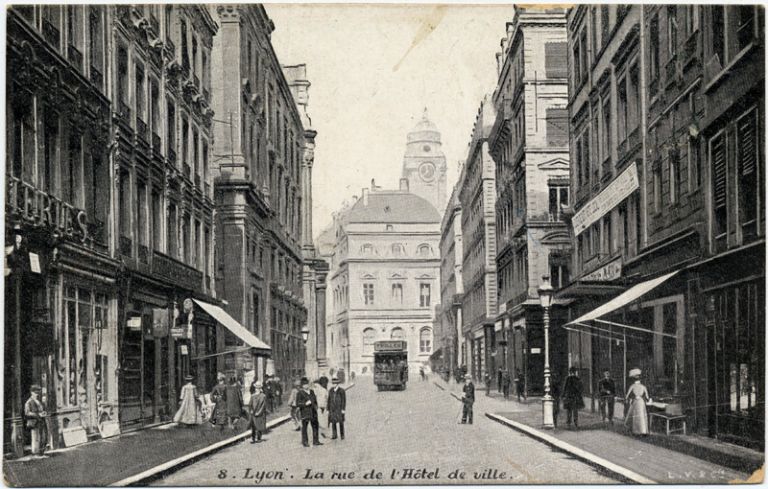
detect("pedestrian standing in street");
top-left (461, 374), bottom-right (475, 424)
top-left (174, 375), bottom-right (202, 425)
top-left (419, 366), bottom-right (425, 381)
top-left (225, 376), bottom-right (244, 430)
top-left (598, 370), bottom-right (616, 424)
top-left (625, 368), bottom-right (651, 436)
top-left (296, 377), bottom-right (322, 447)
top-left (562, 367), bottom-right (585, 429)
top-left (514, 369), bottom-right (526, 402)
top-left (497, 368), bottom-right (503, 394)
top-left (263, 375), bottom-right (274, 414)
top-left (248, 381), bottom-right (267, 443)
top-left (314, 377), bottom-right (329, 437)
top-left (328, 376), bottom-right (346, 440)
top-left (210, 373), bottom-right (228, 429)
top-left (501, 370), bottom-right (511, 400)
top-left (484, 373), bottom-right (491, 396)
top-left (287, 379), bottom-right (301, 431)
top-left (24, 385), bottom-right (47, 455)
top-left (274, 377), bottom-right (283, 407)
top-left (551, 373), bottom-right (561, 428)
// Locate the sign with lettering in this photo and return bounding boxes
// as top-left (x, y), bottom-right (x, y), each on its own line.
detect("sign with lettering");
top-left (171, 327), bottom-right (187, 339)
top-left (530, 347), bottom-right (541, 354)
top-left (152, 252), bottom-right (203, 291)
top-left (152, 308), bottom-right (169, 337)
top-left (29, 253), bottom-right (41, 274)
top-left (127, 317), bottom-right (142, 331)
top-left (374, 340), bottom-right (407, 351)
top-left (572, 163), bottom-right (639, 236)
top-left (581, 258), bottom-right (622, 282)
top-left (6, 175), bottom-right (88, 241)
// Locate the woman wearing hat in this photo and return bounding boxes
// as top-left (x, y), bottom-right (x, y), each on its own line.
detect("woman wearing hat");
top-left (625, 368), bottom-right (650, 435)
top-left (209, 373), bottom-right (228, 429)
top-left (174, 375), bottom-right (202, 425)
top-left (248, 381), bottom-right (267, 443)
top-left (562, 367), bottom-right (585, 429)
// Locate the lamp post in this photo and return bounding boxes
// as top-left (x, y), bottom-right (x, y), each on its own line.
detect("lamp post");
top-left (538, 275), bottom-right (554, 429)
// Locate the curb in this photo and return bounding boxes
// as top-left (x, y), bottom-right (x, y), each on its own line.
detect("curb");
top-left (486, 413), bottom-right (656, 484)
top-left (109, 414), bottom-right (292, 487)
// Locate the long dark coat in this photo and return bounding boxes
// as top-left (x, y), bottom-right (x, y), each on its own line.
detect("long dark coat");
top-left (328, 386), bottom-right (346, 423)
top-left (296, 389), bottom-right (318, 420)
top-left (224, 384), bottom-right (243, 417)
top-left (210, 383), bottom-right (228, 425)
top-left (248, 392), bottom-right (267, 432)
top-left (562, 374), bottom-right (585, 410)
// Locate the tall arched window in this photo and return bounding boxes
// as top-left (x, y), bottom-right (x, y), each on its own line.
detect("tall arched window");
top-left (420, 328), bottom-right (432, 353)
top-left (391, 327), bottom-right (405, 340)
top-left (363, 328), bottom-right (376, 354)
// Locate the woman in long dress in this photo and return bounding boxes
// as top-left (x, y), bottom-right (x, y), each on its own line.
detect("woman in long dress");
top-left (174, 375), bottom-right (202, 425)
top-left (209, 373), bottom-right (228, 428)
top-left (625, 369), bottom-right (650, 435)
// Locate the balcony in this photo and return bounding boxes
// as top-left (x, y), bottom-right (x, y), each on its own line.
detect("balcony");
top-left (168, 148), bottom-right (177, 165)
top-left (152, 132), bottom-right (162, 154)
top-left (183, 162), bottom-right (191, 179)
top-left (68, 44), bottom-right (83, 71)
top-left (138, 244), bottom-right (150, 264)
top-left (194, 174), bottom-right (201, 188)
top-left (118, 100), bottom-right (131, 120)
top-left (665, 54), bottom-right (679, 86)
top-left (42, 20), bottom-right (60, 48)
top-left (90, 66), bottom-right (103, 87)
top-left (683, 31), bottom-right (699, 67)
top-left (120, 236), bottom-right (133, 256)
top-left (136, 118), bottom-right (148, 143)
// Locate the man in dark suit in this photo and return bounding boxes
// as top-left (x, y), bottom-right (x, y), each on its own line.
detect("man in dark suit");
top-left (327, 376), bottom-right (346, 440)
top-left (296, 377), bottom-right (322, 447)
top-left (597, 370), bottom-right (616, 424)
top-left (461, 374), bottom-right (475, 424)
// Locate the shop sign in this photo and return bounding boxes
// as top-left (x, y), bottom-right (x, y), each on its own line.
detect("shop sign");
top-left (581, 258), bottom-right (622, 282)
top-left (572, 163), bottom-right (639, 236)
top-left (170, 327), bottom-right (186, 339)
top-left (127, 316), bottom-right (142, 331)
top-left (494, 321), bottom-right (503, 332)
top-left (6, 175), bottom-right (88, 242)
top-left (152, 252), bottom-right (203, 290)
top-left (152, 308), bottom-right (169, 337)
top-left (530, 347), bottom-right (541, 354)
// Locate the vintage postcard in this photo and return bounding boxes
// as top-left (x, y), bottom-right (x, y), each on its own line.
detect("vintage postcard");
top-left (2, 2), bottom-right (766, 486)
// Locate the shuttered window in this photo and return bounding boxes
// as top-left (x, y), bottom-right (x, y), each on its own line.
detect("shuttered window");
top-left (546, 108), bottom-right (568, 147)
top-left (738, 110), bottom-right (757, 177)
top-left (545, 42), bottom-right (567, 79)
top-left (711, 133), bottom-right (727, 240)
top-left (738, 109), bottom-right (759, 238)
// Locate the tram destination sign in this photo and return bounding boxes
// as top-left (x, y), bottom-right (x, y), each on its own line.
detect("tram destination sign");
top-left (374, 340), bottom-right (407, 351)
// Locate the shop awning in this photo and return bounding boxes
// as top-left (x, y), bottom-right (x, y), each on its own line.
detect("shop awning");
top-left (565, 271), bottom-right (679, 326)
top-left (193, 299), bottom-right (271, 353)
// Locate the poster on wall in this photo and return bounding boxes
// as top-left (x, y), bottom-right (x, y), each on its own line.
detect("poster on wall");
top-left (152, 308), bottom-right (169, 338)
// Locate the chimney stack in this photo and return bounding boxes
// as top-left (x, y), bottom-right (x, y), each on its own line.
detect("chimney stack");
top-left (399, 178), bottom-right (409, 192)
top-left (362, 188), bottom-right (369, 206)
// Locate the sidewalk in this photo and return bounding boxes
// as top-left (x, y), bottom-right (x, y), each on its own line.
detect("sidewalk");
top-left (433, 379), bottom-right (763, 484)
top-left (3, 403), bottom-right (292, 487)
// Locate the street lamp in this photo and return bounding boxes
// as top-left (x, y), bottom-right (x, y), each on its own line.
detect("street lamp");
top-left (538, 275), bottom-right (555, 429)
top-left (300, 326), bottom-right (310, 344)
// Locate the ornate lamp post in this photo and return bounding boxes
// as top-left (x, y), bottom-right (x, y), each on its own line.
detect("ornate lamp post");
top-left (538, 275), bottom-right (554, 429)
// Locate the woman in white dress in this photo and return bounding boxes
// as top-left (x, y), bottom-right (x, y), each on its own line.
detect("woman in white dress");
top-left (624, 368), bottom-right (650, 435)
top-left (174, 375), bottom-right (203, 425)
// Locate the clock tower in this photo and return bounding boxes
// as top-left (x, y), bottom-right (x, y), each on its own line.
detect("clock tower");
top-left (402, 108), bottom-right (447, 212)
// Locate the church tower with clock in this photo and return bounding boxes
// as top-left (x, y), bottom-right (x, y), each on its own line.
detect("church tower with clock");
top-left (402, 108), bottom-right (447, 213)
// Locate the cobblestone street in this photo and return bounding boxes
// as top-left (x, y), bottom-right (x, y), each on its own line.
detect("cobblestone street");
top-left (155, 380), bottom-right (616, 485)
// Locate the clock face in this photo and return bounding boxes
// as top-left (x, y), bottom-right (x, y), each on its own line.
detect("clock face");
top-left (419, 162), bottom-right (436, 182)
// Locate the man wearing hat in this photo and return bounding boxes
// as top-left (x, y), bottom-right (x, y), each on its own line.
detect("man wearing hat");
top-left (263, 375), bottom-right (275, 414)
top-left (248, 381), bottom-right (267, 443)
top-left (24, 385), bottom-right (47, 455)
top-left (461, 374), bottom-right (475, 424)
top-left (296, 377), bottom-right (322, 447)
top-left (597, 370), bottom-right (616, 424)
top-left (562, 367), bottom-right (585, 429)
top-left (287, 379), bottom-right (302, 431)
top-left (327, 376), bottom-right (346, 440)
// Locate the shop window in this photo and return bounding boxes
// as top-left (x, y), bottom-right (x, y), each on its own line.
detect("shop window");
top-left (391, 327), bottom-right (405, 341)
top-left (420, 328), bottom-right (432, 353)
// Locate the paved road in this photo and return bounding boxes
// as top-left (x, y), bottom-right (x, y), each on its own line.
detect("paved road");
top-left (155, 379), bottom-right (617, 485)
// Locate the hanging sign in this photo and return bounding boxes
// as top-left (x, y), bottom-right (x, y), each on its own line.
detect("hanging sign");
top-left (572, 162), bottom-right (639, 236)
top-left (581, 258), bottom-right (622, 282)
top-left (530, 348), bottom-right (542, 354)
top-left (29, 253), bottom-right (41, 274)
top-left (127, 316), bottom-right (142, 331)
top-left (171, 327), bottom-right (186, 339)
top-left (180, 345), bottom-right (189, 355)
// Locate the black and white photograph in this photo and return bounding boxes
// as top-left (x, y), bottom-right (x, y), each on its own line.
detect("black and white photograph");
top-left (2, 2), bottom-right (766, 486)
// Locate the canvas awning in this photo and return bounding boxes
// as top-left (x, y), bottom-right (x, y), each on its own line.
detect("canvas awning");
top-left (564, 271), bottom-right (679, 337)
top-left (193, 299), bottom-right (271, 353)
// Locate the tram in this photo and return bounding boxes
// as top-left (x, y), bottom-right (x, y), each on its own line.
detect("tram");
top-left (373, 340), bottom-right (408, 391)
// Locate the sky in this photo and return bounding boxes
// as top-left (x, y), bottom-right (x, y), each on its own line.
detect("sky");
top-left (265, 4), bottom-right (514, 238)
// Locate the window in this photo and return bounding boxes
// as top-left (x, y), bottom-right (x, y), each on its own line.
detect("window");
top-left (653, 162), bottom-right (662, 213)
top-left (67, 6), bottom-right (83, 70)
top-left (137, 182), bottom-right (148, 247)
top-left (391, 327), bottom-right (405, 340)
top-left (711, 6), bottom-right (725, 64)
top-left (11, 104), bottom-right (36, 183)
top-left (544, 42), bottom-right (567, 79)
top-left (119, 170), bottom-right (131, 242)
top-left (391, 243), bottom-right (405, 256)
top-left (66, 132), bottom-right (82, 206)
top-left (711, 132), bottom-right (727, 244)
top-left (117, 46), bottom-right (129, 111)
top-left (181, 214), bottom-right (190, 263)
top-left (601, 6), bottom-right (610, 46)
top-left (550, 264), bottom-right (570, 289)
top-left (167, 100), bottom-right (176, 158)
top-left (88, 7), bottom-right (104, 83)
top-left (193, 128), bottom-right (199, 180)
top-left (579, 29), bottom-right (588, 83)
top-left (619, 201), bottom-right (629, 253)
top-left (669, 148), bottom-right (680, 204)
top-left (737, 109), bottom-right (759, 240)
top-left (150, 79), bottom-right (160, 140)
top-left (363, 283), bottom-right (375, 306)
top-left (603, 215), bottom-right (614, 256)
top-left (391, 283), bottom-right (403, 304)
top-left (685, 6), bottom-right (699, 35)
top-left (628, 67), bottom-right (640, 133)
top-left (167, 203), bottom-right (178, 257)
top-left (419, 283), bottom-right (431, 307)
top-left (135, 62), bottom-right (146, 126)
top-left (602, 96), bottom-right (612, 172)
top-left (191, 35), bottom-right (198, 80)
top-left (420, 328), bottom-right (432, 353)
top-left (546, 108), bottom-right (568, 147)
top-left (151, 191), bottom-right (162, 250)
top-left (650, 14), bottom-right (660, 82)
top-left (363, 328), bottom-right (376, 355)
top-left (688, 137), bottom-right (701, 192)
top-left (736, 6), bottom-right (756, 53)
top-left (180, 18), bottom-right (189, 69)
top-left (548, 185), bottom-right (569, 221)
top-left (182, 117), bottom-right (189, 171)
top-left (572, 34), bottom-right (582, 87)
top-left (668, 6), bottom-right (678, 57)
top-left (417, 244), bottom-right (431, 257)
top-left (42, 6), bottom-right (61, 48)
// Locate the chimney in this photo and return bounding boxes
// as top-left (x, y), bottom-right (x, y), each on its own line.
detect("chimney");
top-left (362, 188), bottom-right (369, 206)
top-left (399, 178), bottom-right (409, 192)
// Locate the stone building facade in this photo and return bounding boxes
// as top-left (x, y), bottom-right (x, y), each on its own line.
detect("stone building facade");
top-left (459, 97), bottom-right (499, 385)
top-left (489, 8), bottom-right (571, 396)
top-left (562, 5), bottom-right (764, 448)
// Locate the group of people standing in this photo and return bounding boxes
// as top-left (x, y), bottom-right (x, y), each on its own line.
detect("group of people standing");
top-left (286, 376), bottom-right (347, 447)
